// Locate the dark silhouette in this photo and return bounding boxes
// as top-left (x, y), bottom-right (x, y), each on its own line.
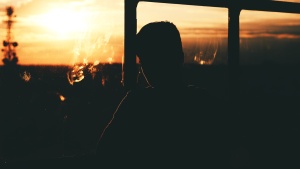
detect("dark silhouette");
top-left (96, 21), bottom-right (230, 168)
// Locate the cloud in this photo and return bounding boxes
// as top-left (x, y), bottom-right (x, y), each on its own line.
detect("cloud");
top-left (179, 18), bottom-right (300, 39)
top-left (241, 19), bottom-right (300, 39)
top-left (180, 27), bottom-right (227, 38)
top-left (0, 0), bottom-right (32, 8)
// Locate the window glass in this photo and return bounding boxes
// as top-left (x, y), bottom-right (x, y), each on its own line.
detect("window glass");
top-left (137, 2), bottom-right (228, 97)
top-left (240, 10), bottom-right (300, 97)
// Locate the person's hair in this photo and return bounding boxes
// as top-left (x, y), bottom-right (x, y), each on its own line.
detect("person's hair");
top-left (136, 21), bottom-right (184, 66)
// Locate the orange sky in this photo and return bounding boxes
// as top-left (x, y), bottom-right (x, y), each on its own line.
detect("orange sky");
top-left (0, 0), bottom-right (300, 65)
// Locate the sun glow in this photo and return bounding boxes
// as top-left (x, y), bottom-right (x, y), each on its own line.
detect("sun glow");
top-left (39, 8), bottom-right (88, 37)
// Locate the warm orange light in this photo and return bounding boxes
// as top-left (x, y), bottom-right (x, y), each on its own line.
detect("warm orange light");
top-left (59, 95), bottom-right (66, 102)
top-left (38, 8), bottom-right (88, 38)
top-left (107, 57), bottom-right (113, 64)
top-left (21, 71), bottom-right (31, 82)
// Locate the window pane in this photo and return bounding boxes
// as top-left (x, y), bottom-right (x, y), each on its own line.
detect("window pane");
top-left (137, 2), bottom-right (228, 97)
top-left (239, 11), bottom-right (300, 164)
top-left (137, 2), bottom-right (228, 65)
top-left (240, 10), bottom-right (300, 97)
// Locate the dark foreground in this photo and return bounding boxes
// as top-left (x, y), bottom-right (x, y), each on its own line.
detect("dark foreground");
top-left (0, 63), bottom-right (299, 168)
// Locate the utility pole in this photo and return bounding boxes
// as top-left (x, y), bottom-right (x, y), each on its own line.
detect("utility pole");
top-left (2, 6), bottom-right (19, 66)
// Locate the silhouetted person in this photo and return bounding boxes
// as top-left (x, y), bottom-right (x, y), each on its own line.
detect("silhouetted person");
top-left (96, 21), bottom-right (229, 168)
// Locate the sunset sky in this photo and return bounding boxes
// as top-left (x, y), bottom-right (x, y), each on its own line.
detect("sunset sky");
top-left (0, 0), bottom-right (300, 65)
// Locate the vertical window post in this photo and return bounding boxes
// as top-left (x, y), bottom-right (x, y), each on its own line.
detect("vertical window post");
top-left (228, 5), bottom-right (241, 103)
top-left (124, 0), bottom-right (138, 91)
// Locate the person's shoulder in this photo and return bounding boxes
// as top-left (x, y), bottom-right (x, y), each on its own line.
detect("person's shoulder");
top-left (120, 87), bottom-right (157, 106)
top-left (126, 86), bottom-right (155, 97)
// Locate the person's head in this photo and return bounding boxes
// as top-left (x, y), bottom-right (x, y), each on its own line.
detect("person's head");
top-left (136, 21), bottom-right (184, 88)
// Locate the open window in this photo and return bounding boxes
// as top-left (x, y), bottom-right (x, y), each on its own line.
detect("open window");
top-left (239, 10), bottom-right (300, 98)
top-left (136, 2), bottom-right (228, 97)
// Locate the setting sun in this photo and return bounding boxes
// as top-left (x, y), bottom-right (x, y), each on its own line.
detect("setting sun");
top-left (38, 8), bottom-right (88, 37)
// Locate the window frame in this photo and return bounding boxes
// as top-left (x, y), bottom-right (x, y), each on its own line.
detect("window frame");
top-left (123, 0), bottom-right (300, 99)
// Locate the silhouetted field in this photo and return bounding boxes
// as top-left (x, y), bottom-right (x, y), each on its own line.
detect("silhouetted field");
top-left (0, 63), bottom-right (299, 168)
